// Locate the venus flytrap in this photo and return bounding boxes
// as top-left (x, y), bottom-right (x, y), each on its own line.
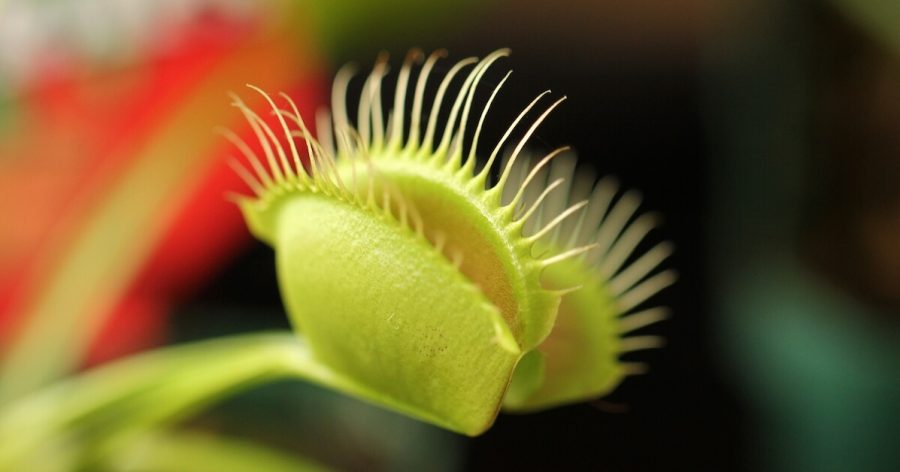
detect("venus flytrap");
top-left (230, 49), bottom-right (673, 433)
top-left (0, 48), bottom-right (672, 469)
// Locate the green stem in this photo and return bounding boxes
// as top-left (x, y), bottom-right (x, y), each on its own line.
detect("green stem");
top-left (108, 430), bottom-right (330, 472)
top-left (0, 331), bottom-right (336, 470)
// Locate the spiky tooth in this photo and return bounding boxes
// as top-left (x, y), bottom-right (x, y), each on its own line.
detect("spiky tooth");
top-left (462, 70), bottom-right (513, 174)
top-left (538, 243), bottom-right (599, 268)
top-left (617, 336), bottom-right (665, 353)
top-left (597, 212), bottom-right (660, 279)
top-left (418, 57), bottom-right (478, 157)
top-left (609, 242), bottom-right (674, 296)
top-left (493, 97), bottom-right (567, 197)
top-left (476, 90), bottom-right (552, 192)
top-left (617, 270), bottom-right (677, 313)
top-left (617, 307), bottom-right (671, 334)
top-left (527, 200), bottom-right (589, 243)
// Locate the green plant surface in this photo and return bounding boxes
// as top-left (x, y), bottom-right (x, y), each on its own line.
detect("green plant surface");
top-left (108, 430), bottom-right (329, 472)
top-left (232, 49), bottom-right (673, 433)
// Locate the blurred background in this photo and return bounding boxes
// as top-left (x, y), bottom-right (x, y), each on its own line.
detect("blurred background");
top-left (1, 0), bottom-right (899, 470)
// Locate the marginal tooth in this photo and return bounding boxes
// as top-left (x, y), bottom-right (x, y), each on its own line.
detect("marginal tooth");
top-left (464, 69), bottom-right (512, 172)
top-left (224, 192), bottom-right (250, 205)
top-left (617, 336), bottom-right (665, 353)
top-left (587, 190), bottom-right (642, 264)
top-left (443, 49), bottom-right (510, 166)
top-left (503, 151), bottom-right (534, 213)
top-left (435, 54), bottom-right (489, 159)
top-left (508, 146), bottom-right (570, 210)
top-left (477, 90), bottom-right (551, 185)
top-left (227, 157), bottom-right (265, 197)
top-left (285, 101), bottom-right (345, 193)
top-left (247, 85), bottom-right (297, 181)
top-left (229, 94), bottom-right (285, 183)
top-left (540, 154), bottom-right (576, 238)
top-left (369, 54), bottom-right (390, 151)
top-left (387, 49), bottom-right (423, 151)
top-left (560, 168), bottom-right (596, 245)
top-left (617, 307), bottom-right (670, 334)
top-left (316, 109), bottom-right (336, 158)
top-left (498, 148), bottom-right (517, 197)
top-left (344, 144), bottom-right (362, 204)
top-left (598, 212), bottom-right (660, 279)
top-left (517, 177), bottom-right (565, 227)
top-left (420, 56), bottom-right (479, 155)
top-left (357, 57), bottom-right (379, 148)
top-left (493, 96), bottom-right (567, 195)
top-left (274, 108), bottom-right (310, 183)
top-left (217, 126), bottom-right (274, 189)
top-left (538, 243), bottom-right (598, 268)
top-left (527, 200), bottom-right (588, 243)
top-left (574, 176), bottom-right (618, 248)
top-left (521, 162), bottom-right (550, 233)
top-left (609, 242), bottom-right (674, 296)
top-left (617, 270), bottom-right (677, 313)
top-left (331, 63), bottom-right (357, 156)
top-left (406, 49), bottom-right (446, 152)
